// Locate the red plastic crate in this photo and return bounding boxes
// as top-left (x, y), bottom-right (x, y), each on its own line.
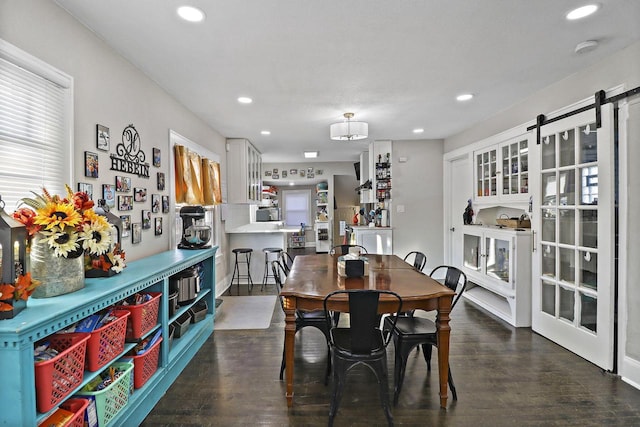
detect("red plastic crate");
top-left (59, 398), bottom-right (90, 427)
top-left (115, 292), bottom-right (162, 340)
top-left (34, 333), bottom-right (90, 413)
top-left (86, 310), bottom-right (130, 372)
top-left (126, 336), bottom-right (163, 389)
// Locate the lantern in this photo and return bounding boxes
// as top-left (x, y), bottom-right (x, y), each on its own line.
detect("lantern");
top-left (0, 195), bottom-right (28, 319)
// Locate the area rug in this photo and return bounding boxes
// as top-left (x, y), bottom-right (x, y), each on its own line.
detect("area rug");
top-left (214, 295), bottom-right (277, 330)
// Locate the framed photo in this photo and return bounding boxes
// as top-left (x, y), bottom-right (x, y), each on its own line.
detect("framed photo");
top-left (134, 187), bottom-right (147, 202)
top-left (307, 172), bottom-right (315, 179)
top-left (116, 175), bottom-right (131, 192)
top-left (317, 169), bottom-right (324, 175)
top-left (272, 168), bottom-right (278, 174)
top-left (118, 195), bottom-right (133, 211)
top-left (84, 151), bottom-right (99, 178)
top-left (272, 174), bottom-right (279, 179)
top-left (307, 167), bottom-right (314, 175)
top-left (155, 217), bottom-right (163, 235)
top-left (142, 210), bottom-right (151, 229)
top-left (282, 170), bottom-right (288, 178)
top-left (162, 195), bottom-right (169, 213)
top-left (157, 172), bottom-right (165, 191)
top-left (265, 170), bottom-right (272, 177)
top-left (102, 184), bottom-right (115, 208)
top-left (131, 223), bottom-right (142, 244)
top-left (96, 124), bottom-right (110, 151)
top-left (120, 215), bottom-right (131, 238)
top-left (77, 182), bottom-right (93, 200)
top-left (299, 169), bottom-right (305, 177)
top-left (153, 148), bottom-right (161, 167)
top-left (151, 194), bottom-right (160, 213)
top-left (289, 169), bottom-right (297, 175)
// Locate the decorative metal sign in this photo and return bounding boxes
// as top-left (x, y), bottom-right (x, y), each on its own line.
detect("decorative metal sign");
top-left (110, 124), bottom-right (150, 178)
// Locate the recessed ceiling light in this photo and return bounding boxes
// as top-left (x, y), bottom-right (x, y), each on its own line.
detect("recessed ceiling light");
top-left (261, 130), bottom-right (271, 135)
top-left (566, 4), bottom-right (599, 20)
top-left (456, 94), bottom-right (473, 102)
top-left (304, 151), bottom-right (319, 158)
top-left (413, 128), bottom-right (424, 134)
top-left (237, 97), bottom-right (252, 104)
top-left (177, 6), bottom-right (205, 22)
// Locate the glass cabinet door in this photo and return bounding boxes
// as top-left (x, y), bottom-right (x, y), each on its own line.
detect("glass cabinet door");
top-left (485, 236), bottom-right (510, 284)
top-left (463, 234), bottom-right (481, 272)
top-left (476, 148), bottom-right (497, 198)
top-left (501, 138), bottom-right (529, 196)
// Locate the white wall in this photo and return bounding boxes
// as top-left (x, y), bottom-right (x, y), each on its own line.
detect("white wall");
top-left (0, 1), bottom-right (226, 268)
top-left (392, 139), bottom-right (444, 270)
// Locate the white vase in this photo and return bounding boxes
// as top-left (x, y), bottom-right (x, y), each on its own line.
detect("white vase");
top-left (30, 234), bottom-right (85, 298)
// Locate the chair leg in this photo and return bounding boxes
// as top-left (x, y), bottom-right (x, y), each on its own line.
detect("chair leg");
top-left (448, 366), bottom-right (457, 400)
top-left (374, 357), bottom-right (394, 426)
top-left (324, 343), bottom-right (331, 385)
top-left (328, 356), bottom-right (347, 427)
top-left (393, 338), bottom-right (417, 406)
top-left (421, 343), bottom-right (433, 371)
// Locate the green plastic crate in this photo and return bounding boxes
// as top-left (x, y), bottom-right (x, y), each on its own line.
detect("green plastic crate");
top-left (75, 362), bottom-right (133, 426)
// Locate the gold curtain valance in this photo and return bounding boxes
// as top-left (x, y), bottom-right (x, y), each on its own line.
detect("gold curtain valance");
top-left (174, 144), bottom-right (222, 205)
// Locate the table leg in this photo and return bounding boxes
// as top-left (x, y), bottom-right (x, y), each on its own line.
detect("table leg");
top-left (284, 305), bottom-right (297, 407)
top-left (436, 295), bottom-right (453, 409)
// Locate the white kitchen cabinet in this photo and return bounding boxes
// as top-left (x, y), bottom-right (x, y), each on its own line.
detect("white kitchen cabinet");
top-left (461, 225), bottom-right (531, 327)
top-left (352, 227), bottom-right (393, 255)
top-left (474, 134), bottom-right (530, 204)
top-left (359, 150), bottom-right (374, 203)
top-left (226, 138), bottom-right (262, 204)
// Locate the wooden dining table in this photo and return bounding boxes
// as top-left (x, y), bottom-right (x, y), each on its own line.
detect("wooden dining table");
top-left (280, 254), bottom-right (456, 408)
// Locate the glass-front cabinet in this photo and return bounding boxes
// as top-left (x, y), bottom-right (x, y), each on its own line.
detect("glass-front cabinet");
top-left (226, 138), bottom-right (262, 204)
top-left (461, 225), bottom-right (532, 327)
top-left (474, 134), bottom-right (530, 203)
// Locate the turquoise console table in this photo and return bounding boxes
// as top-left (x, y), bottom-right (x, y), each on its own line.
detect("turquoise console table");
top-left (0, 247), bottom-right (218, 426)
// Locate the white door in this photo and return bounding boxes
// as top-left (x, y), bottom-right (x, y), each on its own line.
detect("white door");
top-left (446, 155), bottom-right (471, 266)
top-left (531, 105), bottom-right (614, 370)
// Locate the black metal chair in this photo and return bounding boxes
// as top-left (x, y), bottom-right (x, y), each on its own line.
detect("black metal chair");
top-left (279, 250), bottom-right (295, 274)
top-left (324, 289), bottom-right (403, 427)
top-left (383, 265), bottom-right (467, 405)
top-left (272, 260), bottom-right (333, 383)
top-left (329, 244), bottom-right (368, 255)
top-left (403, 251), bottom-right (427, 272)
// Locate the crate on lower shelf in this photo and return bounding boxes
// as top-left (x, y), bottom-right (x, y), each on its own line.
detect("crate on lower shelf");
top-left (189, 300), bottom-right (208, 323)
top-left (44, 398), bottom-right (90, 427)
top-left (172, 311), bottom-right (191, 338)
top-left (125, 337), bottom-right (163, 389)
top-left (75, 362), bottom-right (134, 427)
top-left (34, 333), bottom-right (91, 413)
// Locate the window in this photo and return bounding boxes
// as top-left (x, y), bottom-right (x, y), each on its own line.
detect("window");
top-left (282, 189), bottom-right (311, 227)
top-left (0, 39), bottom-right (73, 210)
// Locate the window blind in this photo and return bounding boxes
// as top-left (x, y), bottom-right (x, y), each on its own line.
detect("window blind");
top-left (0, 41), bottom-right (72, 212)
top-left (283, 190), bottom-right (311, 227)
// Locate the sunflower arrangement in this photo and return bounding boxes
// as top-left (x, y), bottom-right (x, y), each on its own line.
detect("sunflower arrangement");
top-left (14, 185), bottom-right (121, 267)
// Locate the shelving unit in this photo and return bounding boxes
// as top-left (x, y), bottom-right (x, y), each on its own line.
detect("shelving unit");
top-left (289, 232), bottom-right (305, 248)
top-left (0, 248), bottom-right (217, 426)
top-left (375, 161), bottom-right (392, 201)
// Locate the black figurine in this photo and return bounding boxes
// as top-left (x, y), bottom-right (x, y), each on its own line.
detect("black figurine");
top-left (463, 199), bottom-right (474, 225)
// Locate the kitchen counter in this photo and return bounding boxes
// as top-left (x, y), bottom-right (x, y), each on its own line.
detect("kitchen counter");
top-left (226, 222), bottom-right (300, 234)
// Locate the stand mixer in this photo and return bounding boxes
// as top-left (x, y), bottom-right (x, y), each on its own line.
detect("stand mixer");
top-left (178, 205), bottom-right (212, 249)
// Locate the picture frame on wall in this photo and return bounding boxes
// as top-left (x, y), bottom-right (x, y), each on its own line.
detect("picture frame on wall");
top-left (96, 124), bottom-right (110, 151)
top-left (142, 210), bottom-right (151, 229)
top-left (77, 182), bottom-right (93, 199)
top-left (102, 184), bottom-right (115, 208)
top-left (116, 175), bottom-right (131, 192)
top-left (289, 169), bottom-right (297, 175)
top-left (120, 215), bottom-right (131, 238)
top-left (155, 217), bottom-right (163, 236)
top-left (131, 223), bottom-right (142, 244)
top-left (118, 195), bottom-right (133, 211)
top-left (153, 148), bottom-right (161, 167)
top-left (151, 194), bottom-right (160, 213)
top-left (162, 195), bottom-right (169, 213)
top-left (84, 151), bottom-right (99, 178)
top-left (134, 187), bottom-right (147, 202)
top-left (157, 172), bottom-right (165, 191)
top-left (282, 170), bottom-right (288, 178)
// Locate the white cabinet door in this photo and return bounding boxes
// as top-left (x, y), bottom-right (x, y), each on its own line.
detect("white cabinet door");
top-left (355, 229), bottom-right (392, 254)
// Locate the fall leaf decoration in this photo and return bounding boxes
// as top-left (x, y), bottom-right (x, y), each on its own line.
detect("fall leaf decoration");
top-left (0, 273), bottom-right (40, 312)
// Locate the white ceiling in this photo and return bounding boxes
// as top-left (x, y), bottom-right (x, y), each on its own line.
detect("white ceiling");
top-left (55, 0), bottom-right (640, 163)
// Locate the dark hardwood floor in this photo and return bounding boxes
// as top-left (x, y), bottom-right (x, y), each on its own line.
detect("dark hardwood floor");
top-left (142, 249), bottom-right (640, 426)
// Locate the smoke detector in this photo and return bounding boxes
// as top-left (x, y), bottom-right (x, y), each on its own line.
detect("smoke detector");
top-left (575, 40), bottom-right (599, 54)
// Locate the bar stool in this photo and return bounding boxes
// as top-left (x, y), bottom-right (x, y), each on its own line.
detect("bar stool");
top-left (230, 248), bottom-right (254, 294)
top-left (261, 247), bottom-right (283, 290)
